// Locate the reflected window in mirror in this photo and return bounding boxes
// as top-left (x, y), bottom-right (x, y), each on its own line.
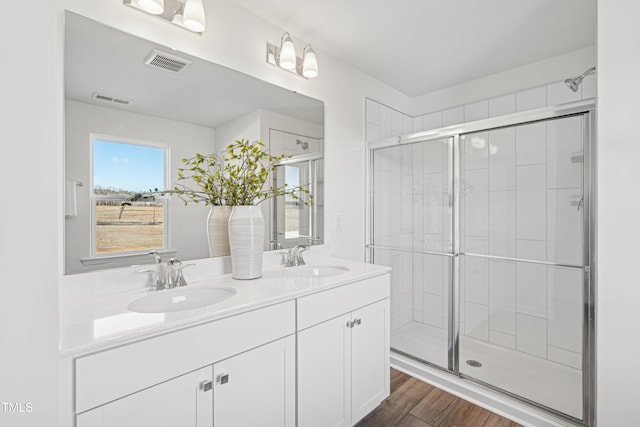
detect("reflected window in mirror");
top-left (91, 135), bottom-right (170, 256)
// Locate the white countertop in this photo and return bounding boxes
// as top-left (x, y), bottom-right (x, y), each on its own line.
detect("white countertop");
top-left (59, 257), bottom-right (390, 357)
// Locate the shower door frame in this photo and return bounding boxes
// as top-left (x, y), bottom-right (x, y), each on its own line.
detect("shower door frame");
top-left (365, 99), bottom-right (596, 425)
top-left (272, 152), bottom-right (323, 247)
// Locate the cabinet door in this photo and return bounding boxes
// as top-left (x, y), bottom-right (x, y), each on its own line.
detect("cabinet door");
top-left (76, 366), bottom-right (213, 427)
top-left (213, 335), bottom-right (295, 427)
top-left (351, 299), bottom-right (390, 424)
top-left (298, 313), bottom-right (352, 427)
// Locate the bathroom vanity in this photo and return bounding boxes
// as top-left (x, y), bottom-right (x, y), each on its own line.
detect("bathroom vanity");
top-left (59, 257), bottom-right (390, 427)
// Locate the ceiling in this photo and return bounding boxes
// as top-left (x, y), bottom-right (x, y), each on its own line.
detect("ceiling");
top-left (65, 12), bottom-right (323, 128)
top-left (232, 0), bottom-right (597, 97)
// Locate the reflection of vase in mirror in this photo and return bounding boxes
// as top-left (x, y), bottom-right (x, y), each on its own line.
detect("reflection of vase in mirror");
top-left (228, 206), bottom-right (264, 279)
top-left (207, 206), bottom-right (232, 257)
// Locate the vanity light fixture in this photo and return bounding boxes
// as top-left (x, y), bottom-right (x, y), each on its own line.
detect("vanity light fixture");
top-left (302, 44), bottom-right (318, 78)
top-left (279, 33), bottom-right (297, 70)
top-left (171, 3), bottom-right (184, 26)
top-left (182, 0), bottom-right (206, 32)
top-left (124, 0), bottom-right (206, 33)
top-left (266, 32), bottom-right (319, 79)
top-left (137, 0), bottom-right (164, 15)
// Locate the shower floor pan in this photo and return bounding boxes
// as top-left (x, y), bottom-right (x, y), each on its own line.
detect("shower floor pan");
top-left (391, 321), bottom-right (582, 419)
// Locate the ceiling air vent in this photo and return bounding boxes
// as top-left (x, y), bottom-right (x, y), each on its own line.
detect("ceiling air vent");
top-left (144, 50), bottom-right (192, 74)
top-left (92, 93), bottom-right (131, 105)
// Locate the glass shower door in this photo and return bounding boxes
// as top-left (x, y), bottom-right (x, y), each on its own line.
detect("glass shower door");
top-left (371, 137), bottom-right (453, 370)
top-left (458, 115), bottom-right (588, 419)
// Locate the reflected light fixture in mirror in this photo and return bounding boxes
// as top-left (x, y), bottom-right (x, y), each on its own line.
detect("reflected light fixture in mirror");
top-left (267, 32), bottom-right (319, 79)
top-left (124, 0), bottom-right (206, 33)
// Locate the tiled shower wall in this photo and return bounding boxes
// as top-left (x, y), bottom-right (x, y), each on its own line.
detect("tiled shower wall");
top-left (369, 77), bottom-right (593, 369)
top-left (372, 140), bottom-right (450, 334)
top-left (365, 75), bottom-right (596, 143)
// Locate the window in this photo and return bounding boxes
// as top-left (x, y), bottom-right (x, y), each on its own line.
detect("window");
top-left (90, 135), bottom-right (169, 257)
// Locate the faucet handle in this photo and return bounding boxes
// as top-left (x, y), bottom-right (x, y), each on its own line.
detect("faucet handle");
top-left (166, 257), bottom-right (183, 267)
top-left (269, 240), bottom-right (283, 250)
top-left (276, 251), bottom-right (290, 266)
top-left (138, 268), bottom-right (163, 291)
top-left (148, 251), bottom-right (162, 264)
top-left (174, 264), bottom-right (194, 287)
top-left (165, 258), bottom-right (184, 288)
top-left (295, 244), bottom-right (310, 266)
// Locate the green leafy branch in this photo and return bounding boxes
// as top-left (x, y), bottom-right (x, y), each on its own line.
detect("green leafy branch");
top-left (121, 139), bottom-right (313, 211)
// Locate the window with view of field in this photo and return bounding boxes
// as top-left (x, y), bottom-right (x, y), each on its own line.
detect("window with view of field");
top-left (91, 136), bottom-right (169, 256)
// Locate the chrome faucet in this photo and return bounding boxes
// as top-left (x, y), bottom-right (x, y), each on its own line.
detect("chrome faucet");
top-left (282, 244), bottom-right (309, 267)
top-left (141, 252), bottom-right (193, 290)
top-left (143, 250), bottom-right (166, 290)
top-left (269, 240), bottom-right (283, 250)
top-left (166, 258), bottom-right (194, 288)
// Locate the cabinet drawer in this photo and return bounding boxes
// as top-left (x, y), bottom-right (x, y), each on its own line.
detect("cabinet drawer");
top-left (76, 300), bottom-right (295, 414)
top-left (297, 274), bottom-right (390, 331)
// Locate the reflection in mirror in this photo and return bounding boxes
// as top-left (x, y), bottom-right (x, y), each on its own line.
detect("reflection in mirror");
top-left (64, 12), bottom-right (324, 275)
top-left (273, 154), bottom-right (324, 248)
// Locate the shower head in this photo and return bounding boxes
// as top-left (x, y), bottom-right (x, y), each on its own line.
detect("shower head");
top-left (564, 66), bottom-right (596, 92)
top-left (564, 77), bottom-right (581, 92)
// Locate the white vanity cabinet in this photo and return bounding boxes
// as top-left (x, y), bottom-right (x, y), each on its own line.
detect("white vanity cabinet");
top-left (213, 335), bottom-right (295, 427)
top-left (73, 301), bottom-right (296, 427)
top-left (63, 266), bottom-right (392, 427)
top-left (296, 274), bottom-right (391, 427)
top-left (76, 366), bottom-right (213, 427)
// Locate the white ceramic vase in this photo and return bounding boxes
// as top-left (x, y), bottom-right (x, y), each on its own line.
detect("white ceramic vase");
top-left (207, 206), bottom-right (232, 257)
top-left (228, 205), bottom-right (265, 279)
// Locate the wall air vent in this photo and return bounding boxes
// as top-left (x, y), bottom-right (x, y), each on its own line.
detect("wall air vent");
top-left (92, 93), bottom-right (131, 105)
top-left (144, 49), bottom-right (192, 74)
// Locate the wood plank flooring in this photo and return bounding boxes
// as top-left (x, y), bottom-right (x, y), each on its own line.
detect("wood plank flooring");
top-left (356, 369), bottom-right (522, 427)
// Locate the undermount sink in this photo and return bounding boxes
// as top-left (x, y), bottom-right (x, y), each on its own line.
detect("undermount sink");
top-left (286, 265), bottom-right (350, 278)
top-left (128, 287), bottom-right (236, 313)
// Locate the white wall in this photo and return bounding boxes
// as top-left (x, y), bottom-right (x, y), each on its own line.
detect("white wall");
top-left (258, 109), bottom-right (324, 149)
top-left (65, 100), bottom-right (215, 274)
top-left (597, 0), bottom-right (640, 425)
top-left (0, 1), bottom-right (60, 426)
top-left (214, 110), bottom-right (261, 153)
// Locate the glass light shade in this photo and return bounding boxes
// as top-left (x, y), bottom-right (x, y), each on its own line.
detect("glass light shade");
top-left (302, 46), bottom-right (318, 78)
top-left (279, 34), bottom-right (297, 70)
top-left (172, 12), bottom-right (184, 26)
top-left (183, 0), bottom-right (206, 32)
top-left (136, 0), bottom-right (164, 15)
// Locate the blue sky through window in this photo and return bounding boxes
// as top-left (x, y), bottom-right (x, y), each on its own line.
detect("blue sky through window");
top-left (285, 165), bottom-right (300, 188)
top-left (93, 139), bottom-right (165, 193)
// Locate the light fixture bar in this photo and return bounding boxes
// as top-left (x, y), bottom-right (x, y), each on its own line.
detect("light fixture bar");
top-left (266, 35), bottom-right (318, 79)
top-left (124, 0), bottom-right (205, 34)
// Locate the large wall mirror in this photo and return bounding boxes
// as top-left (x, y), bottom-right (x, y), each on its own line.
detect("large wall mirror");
top-left (64, 12), bottom-right (324, 275)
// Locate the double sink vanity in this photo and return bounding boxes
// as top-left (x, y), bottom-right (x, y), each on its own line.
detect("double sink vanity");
top-left (59, 250), bottom-right (391, 427)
